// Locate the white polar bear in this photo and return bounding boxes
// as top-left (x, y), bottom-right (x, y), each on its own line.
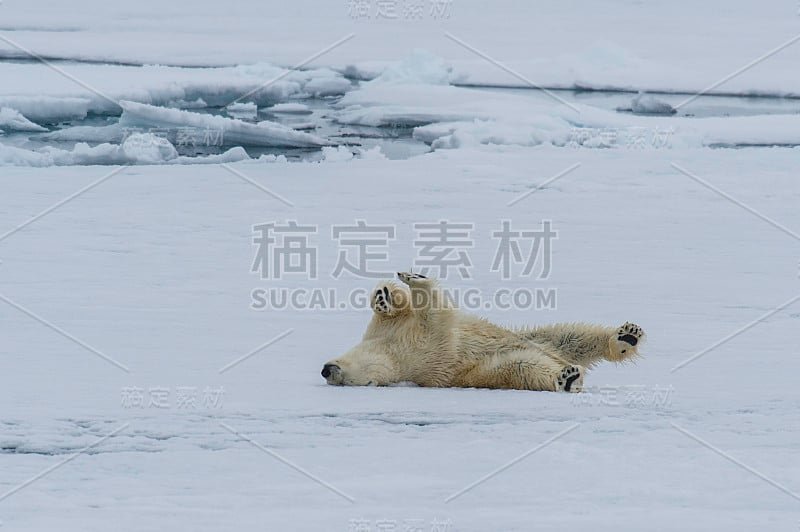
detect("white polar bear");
top-left (321, 272), bottom-right (645, 392)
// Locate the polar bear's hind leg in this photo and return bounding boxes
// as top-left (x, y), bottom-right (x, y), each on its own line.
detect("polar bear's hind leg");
top-left (522, 322), bottom-right (645, 367)
top-left (608, 322), bottom-right (645, 362)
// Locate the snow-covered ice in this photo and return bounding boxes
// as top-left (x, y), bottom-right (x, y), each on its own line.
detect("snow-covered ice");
top-left (1, 1), bottom-right (800, 530)
top-left (3, 146), bottom-right (799, 531)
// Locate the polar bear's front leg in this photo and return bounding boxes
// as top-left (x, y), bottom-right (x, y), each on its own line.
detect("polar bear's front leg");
top-left (369, 281), bottom-right (411, 320)
top-left (396, 272), bottom-right (448, 320)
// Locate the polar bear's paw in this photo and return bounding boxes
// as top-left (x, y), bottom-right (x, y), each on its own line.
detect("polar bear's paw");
top-left (556, 365), bottom-right (584, 393)
top-left (618, 321), bottom-right (644, 350)
top-left (606, 322), bottom-right (644, 362)
top-left (397, 271), bottom-right (429, 286)
top-left (372, 285), bottom-right (394, 316)
top-left (617, 322), bottom-right (643, 347)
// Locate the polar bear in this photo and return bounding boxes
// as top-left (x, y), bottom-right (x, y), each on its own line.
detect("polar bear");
top-left (321, 272), bottom-right (644, 392)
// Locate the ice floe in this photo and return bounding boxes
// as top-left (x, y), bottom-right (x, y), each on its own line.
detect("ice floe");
top-left (118, 101), bottom-right (330, 148)
top-left (0, 107), bottom-right (48, 132)
top-left (0, 133), bottom-right (251, 166)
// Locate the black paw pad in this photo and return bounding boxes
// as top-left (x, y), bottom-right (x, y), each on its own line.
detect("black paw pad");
top-left (374, 288), bottom-right (392, 313)
top-left (618, 334), bottom-right (638, 346)
top-left (558, 366), bottom-right (581, 392)
top-left (563, 372), bottom-right (580, 392)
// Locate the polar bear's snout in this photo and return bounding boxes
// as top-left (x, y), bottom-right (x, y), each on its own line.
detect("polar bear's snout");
top-left (321, 363), bottom-right (341, 384)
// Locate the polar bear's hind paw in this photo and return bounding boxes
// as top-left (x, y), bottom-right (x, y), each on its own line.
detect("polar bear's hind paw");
top-left (556, 365), bottom-right (584, 393)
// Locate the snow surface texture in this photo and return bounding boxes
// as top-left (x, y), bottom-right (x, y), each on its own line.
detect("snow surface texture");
top-left (2, 148), bottom-right (799, 532)
top-left (2, 1), bottom-right (800, 531)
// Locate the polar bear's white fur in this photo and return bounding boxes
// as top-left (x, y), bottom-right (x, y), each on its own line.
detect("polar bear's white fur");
top-left (321, 272), bottom-right (644, 392)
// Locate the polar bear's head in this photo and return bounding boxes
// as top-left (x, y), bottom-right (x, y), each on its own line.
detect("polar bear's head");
top-left (321, 340), bottom-right (397, 386)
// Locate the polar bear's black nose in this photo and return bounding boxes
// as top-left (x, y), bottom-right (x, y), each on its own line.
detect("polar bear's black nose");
top-left (322, 364), bottom-right (339, 379)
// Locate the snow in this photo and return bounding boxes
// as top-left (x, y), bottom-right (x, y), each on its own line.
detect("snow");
top-left (2, 147), bottom-right (800, 531)
top-left (2, 1), bottom-right (800, 530)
